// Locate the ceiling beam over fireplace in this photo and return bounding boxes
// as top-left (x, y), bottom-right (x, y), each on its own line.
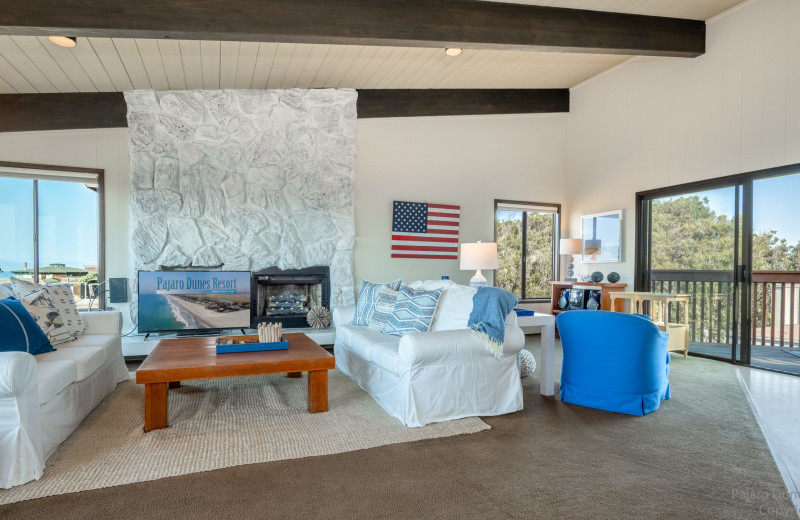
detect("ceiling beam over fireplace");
top-left (0, 0), bottom-right (705, 57)
top-left (0, 90), bottom-right (570, 132)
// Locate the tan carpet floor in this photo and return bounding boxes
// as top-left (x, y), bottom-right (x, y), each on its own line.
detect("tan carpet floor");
top-left (0, 369), bottom-right (488, 505)
top-left (0, 338), bottom-right (796, 519)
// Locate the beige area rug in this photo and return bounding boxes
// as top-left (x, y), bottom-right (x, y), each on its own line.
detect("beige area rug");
top-left (1, 370), bottom-right (489, 505)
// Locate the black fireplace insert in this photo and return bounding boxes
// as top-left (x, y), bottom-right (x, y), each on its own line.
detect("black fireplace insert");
top-left (250, 266), bottom-right (330, 329)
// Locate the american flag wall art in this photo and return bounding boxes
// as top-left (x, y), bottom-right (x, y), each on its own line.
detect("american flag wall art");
top-left (391, 201), bottom-right (460, 259)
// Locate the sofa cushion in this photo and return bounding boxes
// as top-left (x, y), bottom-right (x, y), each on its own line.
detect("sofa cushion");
top-left (382, 285), bottom-right (443, 336)
top-left (431, 284), bottom-right (477, 331)
top-left (0, 283), bottom-right (14, 299)
top-left (406, 279), bottom-right (455, 291)
top-left (0, 297), bottom-right (55, 355)
top-left (368, 286), bottom-right (399, 331)
top-left (351, 279), bottom-right (402, 326)
top-left (36, 359), bottom-right (78, 404)
top-left (369, 342), bottom-right (401, 375)
top-left (344, 326), bottom-right (401, 375)
top-left (10, 278), bottom-right (85, 339)
top-left (35, 346), bottom-right (105, 381)
top-left (60, 333), bottom-right (121, 362)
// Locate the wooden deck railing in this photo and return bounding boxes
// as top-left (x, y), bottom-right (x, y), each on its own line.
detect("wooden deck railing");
top-left (649, 270), bottom-right (800, 348)
top-left (751, 271), bottom-right (800, 348)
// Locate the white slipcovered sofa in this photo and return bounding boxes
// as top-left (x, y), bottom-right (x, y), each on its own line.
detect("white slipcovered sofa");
top-left (334, 281), bottom-right (525, 427)
top-left (0, 311), bottom-right (128, 489)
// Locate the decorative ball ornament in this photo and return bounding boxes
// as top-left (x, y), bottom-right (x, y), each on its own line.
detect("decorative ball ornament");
top-left (518, 349), bottom-right (537, 378)
top-left (306, 306), bottom-right (332, 328)
top-left (607, 272), bottom-right (621, 283)
top-left (590, 271), bottom-right (604, 283)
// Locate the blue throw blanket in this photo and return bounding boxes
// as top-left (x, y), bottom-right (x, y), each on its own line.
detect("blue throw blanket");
top-left (468, 287), bottom-right (518, 358)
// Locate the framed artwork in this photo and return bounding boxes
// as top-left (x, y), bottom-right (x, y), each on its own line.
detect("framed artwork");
top-left (582, 210), bottom-right (622, 263)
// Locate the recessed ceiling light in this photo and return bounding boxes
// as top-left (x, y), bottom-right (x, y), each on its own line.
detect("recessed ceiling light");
top-left (445, 48), bottom-right (463, 57)
top-left (49, 36), bottom-right (77, 48)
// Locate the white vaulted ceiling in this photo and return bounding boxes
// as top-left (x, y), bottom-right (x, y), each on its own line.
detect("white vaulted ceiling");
top-left (0, 0), bottom-right (747, 94)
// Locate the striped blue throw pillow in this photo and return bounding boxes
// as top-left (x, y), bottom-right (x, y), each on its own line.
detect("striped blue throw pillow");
top-left (368, 286), bottom-right (399, 330)
top-left (382, 285), bottom-right (443, 336)
top-left (351, 279), bottom-right (402, 326)
top-left (0, 297), bottom-right (55, 355)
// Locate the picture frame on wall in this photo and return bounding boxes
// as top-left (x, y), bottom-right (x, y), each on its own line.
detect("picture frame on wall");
top-left (581, 210), bottom-right (622, 263)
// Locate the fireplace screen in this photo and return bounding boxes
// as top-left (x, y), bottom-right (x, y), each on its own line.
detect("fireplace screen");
top-left (259, 280), bottom-right (321, 317)
top-left (250, 267), bottom-right (330, 328)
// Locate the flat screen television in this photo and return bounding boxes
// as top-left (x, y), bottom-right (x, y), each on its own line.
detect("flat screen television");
top-left (138, 270), bottom-right (251, 334)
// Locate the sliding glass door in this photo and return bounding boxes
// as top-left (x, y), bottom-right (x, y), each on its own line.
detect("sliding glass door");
top-left (748, 174), bottom-right (800, 374)
top-left (637, 185), bottom-right (744, 361)
top-left (638, 165), bottom-right (800, 375)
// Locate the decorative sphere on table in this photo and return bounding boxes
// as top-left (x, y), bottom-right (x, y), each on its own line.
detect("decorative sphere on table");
top-left (607, 271), bottom-right (621, 283)
top-left (590, 271), bottom-right (604, 283)
top-left (306, 306), bottom-right (332, 328)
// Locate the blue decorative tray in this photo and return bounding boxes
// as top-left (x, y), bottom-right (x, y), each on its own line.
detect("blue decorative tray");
top-left (514, 308), bottom-right (535, 316)
top-left (215, 335), bottom-right (289, 354)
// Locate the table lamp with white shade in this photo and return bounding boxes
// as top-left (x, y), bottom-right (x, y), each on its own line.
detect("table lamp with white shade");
top-left (559, 238), bottom-right (582, 282)
top-left (460, 241), bottom-right (498, 287)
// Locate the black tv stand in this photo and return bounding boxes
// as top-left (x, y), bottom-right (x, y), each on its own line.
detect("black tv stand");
top-left (176, 329), bottom-right (222, 337)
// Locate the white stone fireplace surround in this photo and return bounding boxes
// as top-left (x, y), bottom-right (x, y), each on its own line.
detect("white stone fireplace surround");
top-left (125, 89), bottom-right (357, 323)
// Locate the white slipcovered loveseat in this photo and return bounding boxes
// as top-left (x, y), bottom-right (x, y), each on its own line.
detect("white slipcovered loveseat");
top-left (0, 311), bottom-right (128, 489)
top-left (334, 280), bottom-right (526, 427)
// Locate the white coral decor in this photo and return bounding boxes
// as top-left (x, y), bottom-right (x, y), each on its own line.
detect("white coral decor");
top-left (306, 306), bottom-right (332, 328)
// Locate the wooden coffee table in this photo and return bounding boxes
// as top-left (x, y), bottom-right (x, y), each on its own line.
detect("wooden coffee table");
top-left (135, 332), bottom-right (335, 432)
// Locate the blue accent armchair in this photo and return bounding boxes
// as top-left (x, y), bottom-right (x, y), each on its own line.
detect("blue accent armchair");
top-left (556, 310), bottom-right (671, 416)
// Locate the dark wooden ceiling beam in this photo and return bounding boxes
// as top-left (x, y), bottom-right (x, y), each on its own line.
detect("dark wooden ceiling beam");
top-left (0, 90), bottom-right (570, 131)
top-left (0, 93), bottom-right (128, 132)
top-left (0, 0), bottom-right (705, 57)
top-left (357, 89), bottom-right (569, 118)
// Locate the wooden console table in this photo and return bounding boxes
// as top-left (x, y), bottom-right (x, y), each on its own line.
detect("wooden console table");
top-left (609, 291), bottom-right (690, 357)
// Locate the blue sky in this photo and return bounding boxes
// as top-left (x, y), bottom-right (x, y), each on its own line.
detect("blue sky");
top-left (0, 178), bottom-right (98, 272)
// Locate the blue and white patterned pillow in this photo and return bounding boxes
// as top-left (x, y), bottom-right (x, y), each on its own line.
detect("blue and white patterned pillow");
top-left (351, 279), bottom-right (402, 326)
top-left (368, 286), bottom-right (399, 330)
top-left (382, 285), bottom-right (443, 336)
top-left (10, 278), bottom-right (85, 339)
top-left (17, 289), bottom-right (75, 346)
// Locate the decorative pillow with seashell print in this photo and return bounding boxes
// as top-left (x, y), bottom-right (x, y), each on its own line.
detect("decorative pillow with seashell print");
top-left (17, 289), bottom-right (75, 346)
top-left (10, 278), bottom-right (85, 338)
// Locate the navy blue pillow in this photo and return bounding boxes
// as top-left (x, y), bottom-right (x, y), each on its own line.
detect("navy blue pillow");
top-left (0, 297), bottom-right (54, 355)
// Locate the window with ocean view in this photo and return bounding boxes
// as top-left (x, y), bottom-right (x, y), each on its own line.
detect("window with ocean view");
top-left (0, 164), bottom-right (103, 310)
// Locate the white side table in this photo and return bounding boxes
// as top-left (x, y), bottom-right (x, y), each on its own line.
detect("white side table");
top-left (515, 313), bottom-right (556, 396)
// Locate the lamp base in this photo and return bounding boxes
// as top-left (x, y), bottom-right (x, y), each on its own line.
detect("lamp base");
top-left (469, 269), bottom-right (488, 288)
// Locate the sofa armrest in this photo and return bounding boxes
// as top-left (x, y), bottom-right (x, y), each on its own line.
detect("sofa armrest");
top-left (80, 311), bottom-right (122, 335)
top-left (0, 351), bottom-right (37, 399)
top-left (333, 306), bottom-right (355, 327)
top-left (0, 351), bottom-right (44, 488)
top-left (398, 325), bottom-right (525, 368)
